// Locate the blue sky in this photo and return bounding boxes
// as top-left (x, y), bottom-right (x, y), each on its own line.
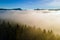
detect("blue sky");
top-left (0, 0), bottom-right (60, 9)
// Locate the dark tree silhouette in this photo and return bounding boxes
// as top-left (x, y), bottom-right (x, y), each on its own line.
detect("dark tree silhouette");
top-left (0, 19), bottom-right (59, 40)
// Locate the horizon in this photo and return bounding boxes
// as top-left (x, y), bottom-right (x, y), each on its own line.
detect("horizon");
top-left (1, 8), bottom-right (60, 10)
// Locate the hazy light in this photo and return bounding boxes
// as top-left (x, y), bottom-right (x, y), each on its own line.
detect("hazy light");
top-left (0, 10), bottom-right (60, 34)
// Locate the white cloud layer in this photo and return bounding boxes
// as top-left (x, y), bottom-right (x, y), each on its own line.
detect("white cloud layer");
top-left (0, 10), bottom-right (60, 34)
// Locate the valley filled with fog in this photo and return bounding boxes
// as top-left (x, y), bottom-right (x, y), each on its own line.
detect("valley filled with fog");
top-left (0, 10), bottom-right (60, 34)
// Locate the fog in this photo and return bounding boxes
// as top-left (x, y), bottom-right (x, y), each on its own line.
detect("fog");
top-left (0, 10), bottom-right (60, 34)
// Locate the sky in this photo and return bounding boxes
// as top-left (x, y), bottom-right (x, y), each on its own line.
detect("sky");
top-left (0, 0), bottom-right (60, 9)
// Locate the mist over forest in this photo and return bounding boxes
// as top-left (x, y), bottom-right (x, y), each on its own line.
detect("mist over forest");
top-left (0, 9), bottom-right (60, 40)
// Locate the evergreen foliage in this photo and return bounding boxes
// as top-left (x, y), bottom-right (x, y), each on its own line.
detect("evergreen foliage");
top-left (0, 19), bottom-right (59, 40)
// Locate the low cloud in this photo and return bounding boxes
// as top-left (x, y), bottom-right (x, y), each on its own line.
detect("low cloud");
top-left (0, 10), bottom-right (60, 34)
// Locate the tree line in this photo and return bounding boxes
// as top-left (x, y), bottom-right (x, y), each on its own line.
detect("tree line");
top-left (0, 19), bottom-right (60, 40)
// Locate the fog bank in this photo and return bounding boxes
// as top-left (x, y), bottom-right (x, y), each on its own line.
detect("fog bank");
top-left (0, 10), bottom-right (60, 34)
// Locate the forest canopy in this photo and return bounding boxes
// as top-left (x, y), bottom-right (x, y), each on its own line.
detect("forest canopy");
top-left (0, 19), bottom-right (60, 40)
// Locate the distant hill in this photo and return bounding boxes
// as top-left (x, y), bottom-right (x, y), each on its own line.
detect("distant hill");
top-left (34, 8), bottom-right (60, 11)
top-left (48, 9), bottom-right (60, 11)
top-left (0, 8), bottom-right (22, 10)
top-left (12, 8), bottom-right (22, 10)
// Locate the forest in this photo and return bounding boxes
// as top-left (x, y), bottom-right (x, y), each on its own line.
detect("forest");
top-left (0, 19), bottom-right (60, 40)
